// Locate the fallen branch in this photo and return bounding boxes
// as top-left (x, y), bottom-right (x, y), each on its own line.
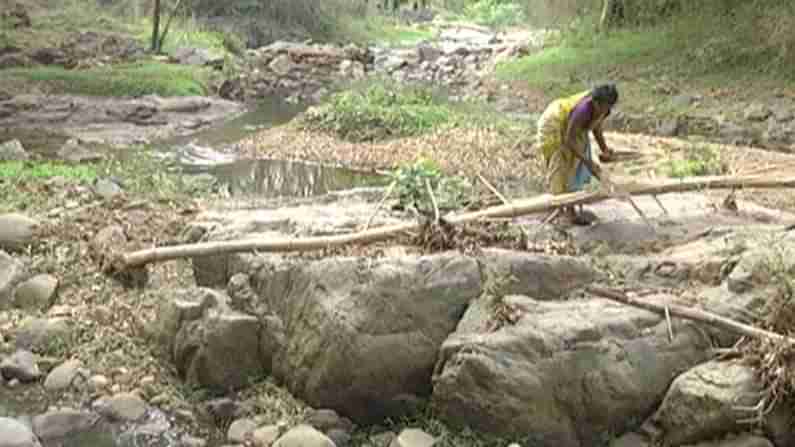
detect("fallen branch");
top-left (587, 286), bottom-right (794, 345)
top-left (116, 175), bottom-right (795, 271)
top-left (478, 173), bottom-right (510, 205)
top-left (363, 180), bottom-right (396, 231)
top-left (425, 179), bottom-right (440, 223)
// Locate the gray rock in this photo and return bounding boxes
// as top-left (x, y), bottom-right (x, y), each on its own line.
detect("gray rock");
top-left (305, 408), bottom-right (353, 433)
top-left (389, 428), bottom-right (435, 447)
top-left (273, 425), bottom-right (335, 447)
top-left (227, 418), bottom-right (258, 443)
top-left (744, 104), bottom-right (771, 122)
top-left (31, 409), bottom-right (98, 442)
top-left (0, 251), bottom-right (25, 309)
top-left (658, 118), bottom-right (680, 137)
top-left (94, 393), bottom-right (148, 422)
top-left (43, 360), bottom-right (86, 391)
top-left (646, 360), bottom-right (762, 445)
top-left (204, 397), bottom-right (241, 422)
top-left (93, 178), bottom-right (123, 200)
top-left (270, 253), bottom-right (481, 423)
top-left (431, 294), bottom-right (711, 446)
top-left (252, 425), bottom-right (280, 447)
top-left (146, 287), bottom-right (220, 354)
top-left (13, 274), bottom-right (58, 311)
top-left (174, 307), bottom-right (263, 391)
top-left (268, 54), bottom-right (294, 75)
top-left (0, 214), bottom-right (38, 252)
top-left (0, 417), bottom-right (41, 447)
top-left (671, 94), bottom-right (696, 108)
top-left (478, 249), bottom-right (595, 299)
top-left (0, 139), bottom-right (29, 161)
top-left (0, 350), bottom-right (40, 382)
top-left (14, 317), bottom-right (72, 353)
top-left (326, 429), bottom-right (351, 447)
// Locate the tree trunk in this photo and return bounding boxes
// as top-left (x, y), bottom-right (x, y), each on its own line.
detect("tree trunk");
top-left (150, 0), bottom-right (161, 52)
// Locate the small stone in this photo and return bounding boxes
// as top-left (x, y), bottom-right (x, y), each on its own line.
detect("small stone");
top-left (13, 274), bottom-right (59, 311)
top-left (390, 428), bottom-right (436, 447)
top-left (0, 213), bottom-right (38, 252)
top-left (0, 139), bottom-right (29, 161)
top-left (252, 425), bottom-right (281, 447)
top-left (14, 317), bottom-right (72, 353)
top-left (88, 374), bottom-right (110, 392)
top-left (93, 178), bottom-right (123, 200)
top-left (0, 349), bottom-right (41, 382)
top-left (227, 418), bottom-right (257, 443)
top-left (273, 425), bottom-right (335, 447)
top-left (305, 408), bottom-right (353, 432)
top-left (95, 392), bottom-right (148, 422)
top-left (43, 360), bottom-right (85, 391)
top-left (744, 103), bottom-right (771, 122)
top-left (370, 431), bottom-right (397, 447)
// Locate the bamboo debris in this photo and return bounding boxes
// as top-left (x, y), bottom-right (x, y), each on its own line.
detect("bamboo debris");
top-left (586, 286), bottom-right (795, 345)
top-left (117, 175), bottom-right (795, 270)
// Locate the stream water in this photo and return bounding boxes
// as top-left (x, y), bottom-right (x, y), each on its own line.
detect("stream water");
top-left (164, 96), bottom-right (389, 198)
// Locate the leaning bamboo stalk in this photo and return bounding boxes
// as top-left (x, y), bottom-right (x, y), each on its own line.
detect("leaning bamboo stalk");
top-left (586, 286), bottom-right (794, 345)
top-left (117, 175), bottom-right (795, 270)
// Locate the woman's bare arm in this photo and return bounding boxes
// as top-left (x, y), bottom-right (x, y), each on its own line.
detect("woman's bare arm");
top-left (563, 108), bottom-right (602, 180)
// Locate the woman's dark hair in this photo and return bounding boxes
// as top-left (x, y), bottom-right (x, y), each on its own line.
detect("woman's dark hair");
top-left (591, 84), bottom-right (619, 107)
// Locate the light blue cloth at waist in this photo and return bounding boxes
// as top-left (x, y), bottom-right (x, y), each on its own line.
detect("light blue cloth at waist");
top-left (568, 138), bottom-right (593, 192)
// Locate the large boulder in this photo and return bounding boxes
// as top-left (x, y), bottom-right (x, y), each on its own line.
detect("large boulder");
top-left (268, 253), bottom-right (482, 423)
top-left (478, 249), bottom-right (595, 299)
top-left (645, 360), bottom-right (764, 446)
top-left (431, 293), bottom-right (712, 447)
top-left (173, 303), bottom-right (264, 391)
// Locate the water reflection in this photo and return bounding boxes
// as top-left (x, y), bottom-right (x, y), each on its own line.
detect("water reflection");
top-left (209, 158), bottom-right (388, 198)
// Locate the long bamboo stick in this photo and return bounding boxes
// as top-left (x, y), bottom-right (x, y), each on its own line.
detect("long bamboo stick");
top-left (586, 286), bottom-right (793, 344)
top-left (117, 175), bottom-right (795, 270)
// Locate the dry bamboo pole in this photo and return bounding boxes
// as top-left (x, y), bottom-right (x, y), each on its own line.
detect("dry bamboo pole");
top-left (587, 286), bottom-right (794, 344)
top-left (117, 175), bottom-right (795, 270)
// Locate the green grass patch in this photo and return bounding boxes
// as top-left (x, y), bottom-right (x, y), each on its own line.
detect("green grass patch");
top-left (0, 160), bottom-right (98, 181)
top-left (2, 62), bottom-right (209, 97)
top-left (340, 15), bottom-right (435, 47)
top-left (662, 144), bottom-right (727, 179)
top-left (301, 79), bottom-right (520, 142)
top-left (496, 26), bottom-right (678, 96)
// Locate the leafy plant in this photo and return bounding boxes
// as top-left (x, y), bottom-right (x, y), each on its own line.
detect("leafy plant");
top-left (664, 143), bottom-right (727, 178)
top-left (461, 0), bottom-right (527, 28)
top-left (390, 158), bottom-right (470, 213)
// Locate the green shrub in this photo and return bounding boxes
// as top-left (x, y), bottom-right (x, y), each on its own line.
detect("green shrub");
top-left (664, 144), bottom-right (727, 178)
top-left (391, 158), bottom-right (471, 213)
top-left (301, 81), bottom-right (457, 141)
top-left (461, 0), bottom-right (527, 28)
